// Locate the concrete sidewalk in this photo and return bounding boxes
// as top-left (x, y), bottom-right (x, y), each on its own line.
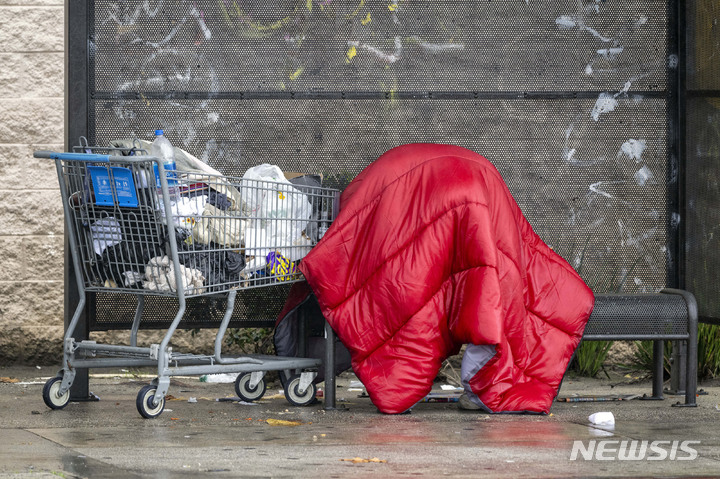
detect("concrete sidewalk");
top-left (1, 365), bottom-right (719, 478)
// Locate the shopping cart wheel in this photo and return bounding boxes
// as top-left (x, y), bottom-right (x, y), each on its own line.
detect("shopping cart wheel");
top-left (136, 385), bottom-right (165, 419)
top-left (284, 374), bottom-right (317, 407)
top-left (42, 376), bottom-right (70, 410)
top-left (235, 372), bottom-right (266, 402)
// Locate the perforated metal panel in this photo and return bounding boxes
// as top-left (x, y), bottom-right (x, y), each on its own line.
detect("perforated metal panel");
top-left (684, 1), bottom-right (720, 323)
top-left (584, 294), bottom-right (689, 337)
top-left (81, 0), bottom-right (679, 329)
top-left (93, 1), bottom-right (671, 91)
top-left (92, 289), bottom-right (290, 329)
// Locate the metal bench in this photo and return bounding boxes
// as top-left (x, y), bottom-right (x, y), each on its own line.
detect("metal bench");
top-left (581, 289), bottom-right (698, 407)
top-left (319, 289), bottom-right (699, 410)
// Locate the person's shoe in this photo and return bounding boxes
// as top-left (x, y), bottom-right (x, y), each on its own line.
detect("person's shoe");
top-left (457, 393), bottom-right (482, 411)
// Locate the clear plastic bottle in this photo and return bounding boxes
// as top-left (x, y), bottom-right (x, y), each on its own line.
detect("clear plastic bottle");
top-left (151, 129), bottom-right (179, 201)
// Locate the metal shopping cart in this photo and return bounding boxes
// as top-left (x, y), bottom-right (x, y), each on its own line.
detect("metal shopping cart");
top-left (34, 141), bottom-right (339, 418)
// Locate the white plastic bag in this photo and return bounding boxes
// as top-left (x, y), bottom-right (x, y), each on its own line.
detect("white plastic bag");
top-left (240, 164), bottom-right (312, 260)
top-left (588, 411), bottom-right (615, 426)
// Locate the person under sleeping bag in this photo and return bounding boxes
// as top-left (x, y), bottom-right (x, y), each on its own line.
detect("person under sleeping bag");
top-left (295, 143), bottom-right (595, 414)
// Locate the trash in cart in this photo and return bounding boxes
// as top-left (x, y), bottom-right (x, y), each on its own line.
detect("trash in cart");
top-left (34, 138), bottom-right (339, 418)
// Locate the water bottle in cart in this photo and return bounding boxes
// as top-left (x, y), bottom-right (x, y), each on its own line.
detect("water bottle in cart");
top-left (151, 129), bottom-right (179, 202)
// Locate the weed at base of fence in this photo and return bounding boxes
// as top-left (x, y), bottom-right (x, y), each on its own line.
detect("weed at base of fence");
top-left (625, 340), bottom-right (672, 378)
top-left (225, 327), bottom-right (275, 356)
top-left (572, 340), bottom-right (613, 378)
top-left (698, 323), bottom-right (720, 379)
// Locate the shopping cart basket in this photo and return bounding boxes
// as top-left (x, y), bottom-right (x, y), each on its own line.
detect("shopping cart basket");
top-left (34, 141), bottom-right (339, 418)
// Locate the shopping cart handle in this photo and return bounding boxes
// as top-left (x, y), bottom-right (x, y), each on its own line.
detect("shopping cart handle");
top-left (33, 151), bottom-right (111, 162)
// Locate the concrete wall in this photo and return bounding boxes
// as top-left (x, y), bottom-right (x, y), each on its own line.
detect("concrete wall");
top-left (0, 0), bottom-right (65, 363)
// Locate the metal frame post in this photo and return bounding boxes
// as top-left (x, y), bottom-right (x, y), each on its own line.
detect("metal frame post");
top-left (65, 0), bottom-right (94, 401)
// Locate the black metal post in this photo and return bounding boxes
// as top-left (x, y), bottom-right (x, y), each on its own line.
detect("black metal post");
top-left (65, 0), bottom-right (93, 401)
top-left (652, 340), bottom-right (666, 399)
top-left (666, 0), bottom-right (684, 291)
top-left (324, 321), bottom-right (336, 409)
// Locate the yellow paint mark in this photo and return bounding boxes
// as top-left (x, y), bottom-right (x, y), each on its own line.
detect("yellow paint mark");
top-left (388, 3), bottom-right (398, 12)
top-left (289, 67), bottom-right (304, 80)
top-left (229, 2), bottom-right (295, 34)
top-left (346, 46), bottom-right (357, 63)
top-left (266, 418), bottom-right (303, 427)
top-left (340, 457), bottom-right (388, 463)
top-left (345, 0), bottom-right (366, 19)
top-left (361, 13), bottom-right (372, 25)
top-left (307, 0), bottom-right (312, 12)
top-left (116, 25), bottom-right (139, 35)
top-left (219, 2), bottom-right (232, 23)
top-left (256, 16), bottom-right (292, 31)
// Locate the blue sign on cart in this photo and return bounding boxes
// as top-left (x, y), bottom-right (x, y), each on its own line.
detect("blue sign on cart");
top-left (88, 166), bottom-right (139, 207)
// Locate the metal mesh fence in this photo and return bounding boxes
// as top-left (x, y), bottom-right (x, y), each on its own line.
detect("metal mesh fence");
top-left (92, 1), bottom-right (667, 93)
top-left (684, 1), bottom-right (720, 322)
top-left (85, 0), bottom-right (679, 329)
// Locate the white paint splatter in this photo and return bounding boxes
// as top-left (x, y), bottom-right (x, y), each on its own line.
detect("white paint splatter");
top-left (566, 148), bottom-right (577, 162)
top-left (591, 93), bottom-right (619, 121)
top-left (113, 107), bottom-right (137, 120)
top-left (146, 23), bottom-right (183, 48)
top-left (190, 7), bottom-right (212, 40)
top-left (668, 54), bottom-right (679, 69)
top-left (637, 16), bottom-right (648, 26)
top-left (589, 181), bottom-right (615, 199)
top-left (618, 139), bottom-right (647, 162)
top-left (563, 124), bottom-right (579, 164)
top-left (596, 47), bottom-right (624, 59)
top-left (556, 15), bottom-right (577, 29)
top-left (585, 64), bottom-right (593, 75)
top-left (634, 165), bottom-right (654, 186)
top-left (104, 1), bottom-right (160, 28)
top-left (390, 0), bottom-right (400, 24)
top-left (618, 220), bottom-right (659, 248)
top-left (142, 0), bottom-right (160, 18)
top-left (634, 277), bottom-right (643, 285)
top-left (671, 213), bottom-right (681, 228)
top-left (408, 36), bottom-right (464, 53)
top-left (284, 35), bottom-right (306, 43)
top-left (590, 81), bottom-right (634, 121)
top-left (555, 15), bottom-right (612, 42)
top-left (348, 37), bottom-right (402, 63)
top-left (207, 112), bottom-right (219, 123)
top-left (175, 71), bottom-right (191, 84)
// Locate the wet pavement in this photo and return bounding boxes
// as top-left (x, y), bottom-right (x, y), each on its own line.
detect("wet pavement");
top-left (1, 365), bottom-right (719, 478)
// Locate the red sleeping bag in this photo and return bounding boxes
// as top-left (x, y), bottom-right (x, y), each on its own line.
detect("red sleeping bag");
top-left (299, 144), bottom-right (594, 414)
